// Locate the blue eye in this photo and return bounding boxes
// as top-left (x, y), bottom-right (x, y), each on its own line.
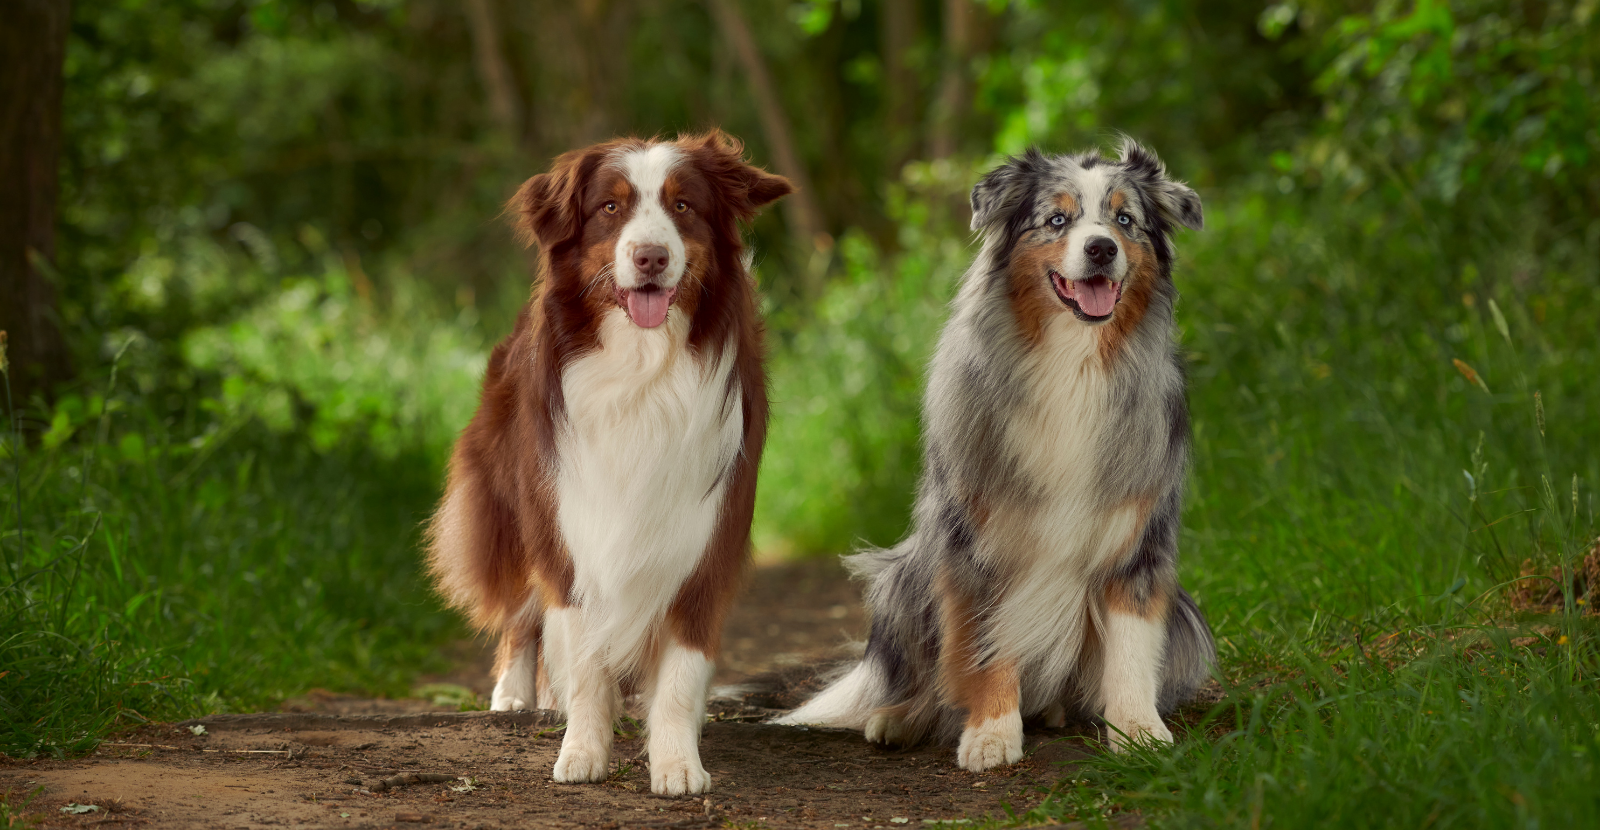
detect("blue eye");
top-left (1049, 214), bottom-right (1066, 227)
top-left (1117, 213), bottom-right (1132, 226)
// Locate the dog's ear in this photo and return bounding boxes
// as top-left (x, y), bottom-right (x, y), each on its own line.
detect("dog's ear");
top-left (970, 148), bottom-right (1046, 233)
top-left (508, 145), bottom-right (610, 249)
top-left (1117, 137), bottom-right (1203, 232)
top-left (685, 129), bottom-right (794, 220)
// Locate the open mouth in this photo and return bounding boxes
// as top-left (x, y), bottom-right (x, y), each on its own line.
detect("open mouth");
top-left (1049, 271), bottom-right (1121, 322)
top-left (616, 284), bottom-right (678, 329)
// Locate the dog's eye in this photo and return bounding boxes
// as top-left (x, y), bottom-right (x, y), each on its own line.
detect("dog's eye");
top-left (1049, 214), bottom-right (1066, 228)
top-left (602, 202), bottom-right (619, 215)
top-left (1117, 213), bottom-right (1132, 226)
top-left (674, 201), bottom-right (689, 214)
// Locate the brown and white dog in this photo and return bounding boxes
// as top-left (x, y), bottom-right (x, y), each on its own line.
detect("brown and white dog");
top-left (426, 131), bottom-right (790, 795)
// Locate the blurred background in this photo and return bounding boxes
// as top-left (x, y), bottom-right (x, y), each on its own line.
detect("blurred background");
top-left (3, 0), bottom-right (1598, 794)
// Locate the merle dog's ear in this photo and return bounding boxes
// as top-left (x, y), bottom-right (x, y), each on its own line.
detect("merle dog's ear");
top-left (508, 144), bottom-right (612, 249)
top-left (1117, 137), bottom-right (1203, 231)
top-left (970, 149), bottom-right (1046, 233)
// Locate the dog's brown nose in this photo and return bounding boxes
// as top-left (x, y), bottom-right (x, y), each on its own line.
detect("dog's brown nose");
top-left (633, 245), bottom-right (670, 279)
top-left (1084, 236), bottom-right (1118, 266)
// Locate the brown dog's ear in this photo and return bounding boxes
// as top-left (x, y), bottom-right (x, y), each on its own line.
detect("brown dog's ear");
top-left (508, 146), bottom-right (609, 249)
top-left (684, 129), bottom-right (794, 220)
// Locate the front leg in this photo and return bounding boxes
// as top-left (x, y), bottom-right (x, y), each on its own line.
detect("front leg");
top-left (546, 608), bottom-right (616, 783)
top-left (939, 574), bottom-right (1023, 772)
top-left (1097, 581), bottom-right (1174, 752)
top-left (646, 640), bottom-right (714, 795)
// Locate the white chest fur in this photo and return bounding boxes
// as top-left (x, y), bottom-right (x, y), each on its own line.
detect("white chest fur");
top-left (985, 318), bottom-right (1167, 708)
top-left (553, 309), bottom-right (742, 668)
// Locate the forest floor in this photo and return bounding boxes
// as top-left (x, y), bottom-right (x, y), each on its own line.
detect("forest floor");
top-left (0, 560), bottom-right (1135, 829)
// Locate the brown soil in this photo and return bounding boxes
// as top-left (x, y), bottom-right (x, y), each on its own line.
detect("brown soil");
top-left (1, 559), bottom-right (1114, 829)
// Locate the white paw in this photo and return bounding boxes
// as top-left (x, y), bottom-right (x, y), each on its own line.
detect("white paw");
top-left (650, 755), bottom-right (712, 795)
top-left (552, 738), bottom-right (611, 783)
top-left (489, 693), bottom-right (527, 712)
top-left (956, 713), bottom-right (1023, 773)
top-left (1104, 713), bottom-right (1173, 752)
top-left (865, 712), bottom-right (908, 745)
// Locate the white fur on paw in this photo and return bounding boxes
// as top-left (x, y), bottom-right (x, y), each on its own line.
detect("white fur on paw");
top-left (489, 694), bottom-right (527, 712)
top-left (1105, 715), bottom-right (1174, 752)
top-left (650, 756), bottom-right (712, 795)
top-left (956, 713), bottom-right (1023, 773)
top-left (865, 712), bottom-right (908, 745)
top-left (552, 740), bottom-right (611, 783)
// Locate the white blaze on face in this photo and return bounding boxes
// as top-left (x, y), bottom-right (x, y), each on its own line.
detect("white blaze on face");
top-left (614, 145), bottom-right (687, 290)
top-left (1058, 165), bottom-right (1130, 286)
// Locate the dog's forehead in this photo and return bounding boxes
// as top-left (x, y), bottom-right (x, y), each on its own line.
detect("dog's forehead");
top-left (609, 142), bottom-right (685, 195)
top-left (1033, 157), bottom-right (1136, 216)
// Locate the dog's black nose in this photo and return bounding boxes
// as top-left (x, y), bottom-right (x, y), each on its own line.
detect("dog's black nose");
top-left (633, 245), bottom-right (670, 278)
top-left (1084, 236), bottom-right (1118, 266)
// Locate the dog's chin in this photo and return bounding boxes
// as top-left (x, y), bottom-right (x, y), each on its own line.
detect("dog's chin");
top-left (1049, 271), bottom-right (1121, 324)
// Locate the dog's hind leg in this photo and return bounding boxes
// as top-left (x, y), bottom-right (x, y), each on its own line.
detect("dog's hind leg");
top-left (490, 597), bottom-right (543, 711)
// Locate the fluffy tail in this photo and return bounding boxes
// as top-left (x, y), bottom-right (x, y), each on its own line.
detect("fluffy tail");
top-left (770, 659), bottom-right (883, 729)
top-left (772, 544), bottom-right (912, 728)
top-left (1157, 587), bottom-right (1216, 712)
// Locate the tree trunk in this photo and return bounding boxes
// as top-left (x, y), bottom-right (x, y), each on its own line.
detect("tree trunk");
top-left (880, 0), bottom-right (919, 171)
top-left (0, 0), bottom-right (74, 405)
top-left (928, 0), bottom-right (973, 160)
top-left (462, 0), bottom-right (525, 144)
top-left (706, 0), bottom-right (825, 261)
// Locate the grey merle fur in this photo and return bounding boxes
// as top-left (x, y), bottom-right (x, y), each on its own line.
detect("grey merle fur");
top-left (784, 139), bottom-right (1216, 747)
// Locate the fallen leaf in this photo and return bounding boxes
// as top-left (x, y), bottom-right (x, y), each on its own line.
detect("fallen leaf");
top-left (189, 724), bottom-right (208, 736)
top-left (61, 804), bottom-right (100, 815)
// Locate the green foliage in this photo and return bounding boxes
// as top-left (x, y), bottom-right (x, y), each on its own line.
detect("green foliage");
top-left (1298, 0), bottom-right (1599, 209)
top-left (757, 162), bottom-right (977, 552)
top-left (0, 351), bottom-right (460, 757)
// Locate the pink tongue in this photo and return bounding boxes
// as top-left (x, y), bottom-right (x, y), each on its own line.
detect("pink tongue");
top-left (625, 289), bottom-right (672, 328)
top-left (1075, 278), bottom-right (1118, 317)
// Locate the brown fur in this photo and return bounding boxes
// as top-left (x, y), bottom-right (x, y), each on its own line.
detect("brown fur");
top-left (936, 570), bottom-right (1022, 727)
top-left (425, 131), bottom-right (791, 685)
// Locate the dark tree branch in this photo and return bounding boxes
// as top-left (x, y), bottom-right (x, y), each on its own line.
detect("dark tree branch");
top-left (0, 0), bottom-right (74, 404)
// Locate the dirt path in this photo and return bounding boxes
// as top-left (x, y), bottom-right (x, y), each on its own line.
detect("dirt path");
top-left (1, 560), bottom-right (1109, 829)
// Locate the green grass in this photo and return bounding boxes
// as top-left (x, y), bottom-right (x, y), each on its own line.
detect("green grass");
top-left (0, 273), bottom-right (473, 758)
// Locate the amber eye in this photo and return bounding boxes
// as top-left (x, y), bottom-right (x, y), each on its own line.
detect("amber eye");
top-left (674, 201), bottom-right (689, 214)
top-left (602, 201), bottom-right (618, 215)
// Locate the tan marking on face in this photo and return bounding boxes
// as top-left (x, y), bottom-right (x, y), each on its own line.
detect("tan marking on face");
top-left (1056, 191), bottom-right (1079, 216)
top-left (937, 571), bottom-right (1021, 727)
top-left (1009, 237), bottom-right (1069, 347)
